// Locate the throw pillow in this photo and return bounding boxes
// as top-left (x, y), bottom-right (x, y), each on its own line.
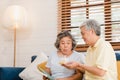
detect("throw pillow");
top-left (19, 52), bottom-right (48, 80)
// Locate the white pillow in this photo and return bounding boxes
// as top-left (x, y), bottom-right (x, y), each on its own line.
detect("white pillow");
top-left (19, 52), bottom-right (48, 80)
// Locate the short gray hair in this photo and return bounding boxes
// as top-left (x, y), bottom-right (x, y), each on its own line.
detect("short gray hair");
top-left (55, 30), bottom-right (76, 50)
top-left (80, 19), bottom-right (101, 36)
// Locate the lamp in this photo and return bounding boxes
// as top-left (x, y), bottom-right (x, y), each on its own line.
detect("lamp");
top-left (3, 5), bottom-right (28, 67)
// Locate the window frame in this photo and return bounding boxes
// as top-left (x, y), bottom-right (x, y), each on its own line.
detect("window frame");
top-left (58, 0), bottom-right (120, 52)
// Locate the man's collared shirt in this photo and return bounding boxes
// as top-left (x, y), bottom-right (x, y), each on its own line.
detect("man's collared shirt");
top-left (85, 38), bottom-right (117, 80)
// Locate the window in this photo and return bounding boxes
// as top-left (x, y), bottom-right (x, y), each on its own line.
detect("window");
top-left (58, 0), bottom-right (120, 52)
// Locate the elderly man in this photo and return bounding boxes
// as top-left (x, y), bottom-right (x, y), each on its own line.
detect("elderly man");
top-left (63, 19), bottom-right (117, 80)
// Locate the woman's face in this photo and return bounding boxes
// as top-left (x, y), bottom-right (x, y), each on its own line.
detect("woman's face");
top-left (59, 36), bottom-right (72, 55)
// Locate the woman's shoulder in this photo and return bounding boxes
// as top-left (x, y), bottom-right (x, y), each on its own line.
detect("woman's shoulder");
top-left (73, 50), bottom-right (79, 53)
top-left (73, 50), bottom-right (84, 55)
top-left (72, 51), bottom-right (86, 63)
top-left (73, 50), bottom-right (86, 58)
top-left (48, 51), bottom-right (57, 57)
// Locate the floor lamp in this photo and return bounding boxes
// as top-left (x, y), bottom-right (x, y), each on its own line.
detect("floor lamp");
top-left (14, 26), bottom-right (16, 67)
top-left (3, 5), bottom-right (27, 67)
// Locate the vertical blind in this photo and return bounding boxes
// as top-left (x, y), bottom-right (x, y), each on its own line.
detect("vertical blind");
top-left (58, 0), bottom-right (120, 52)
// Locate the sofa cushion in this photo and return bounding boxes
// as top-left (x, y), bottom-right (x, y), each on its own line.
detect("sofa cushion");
top-left (19, 52), bottom-right (48, 80)
top-left (0, 67), bottom-right (24, 80)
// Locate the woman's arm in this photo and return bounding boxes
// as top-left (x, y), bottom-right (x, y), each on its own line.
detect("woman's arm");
top-left (43, 67), bottom-right (51, 80)
top-left (67, 70), bottom-right (83, 80)
top-left (56, 70), bottom-right (83, 80)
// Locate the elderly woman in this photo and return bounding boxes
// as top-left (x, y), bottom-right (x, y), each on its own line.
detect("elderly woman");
top-left (44, 30), bottom-right (85, 80)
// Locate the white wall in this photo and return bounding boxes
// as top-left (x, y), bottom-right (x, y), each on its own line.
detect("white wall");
top-left (0, 0), bottom-right (57, 67)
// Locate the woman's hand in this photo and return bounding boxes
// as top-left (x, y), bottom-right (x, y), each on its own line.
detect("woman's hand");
top-left (43, 75), bottom-right (49, 80)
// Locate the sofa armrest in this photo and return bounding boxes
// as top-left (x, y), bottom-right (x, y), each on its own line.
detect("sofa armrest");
top-left (0, 67), bottom-right (24, 80)
top-left (31, 55), bottom-right (37, 62)
top-left (116, 53), bottom-right (120, 80)
top-left (116, 53), bottom-right (120, 61)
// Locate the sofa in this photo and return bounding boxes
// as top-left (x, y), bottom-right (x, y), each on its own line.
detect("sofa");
top-left (116, 52), bottom-right (120, 80)
top-left (0, 53), bottom-right (120, 80)
top-left (0, 56), bottom-right (37, 80)
top-left (0, 67), bottom-right (24, 80)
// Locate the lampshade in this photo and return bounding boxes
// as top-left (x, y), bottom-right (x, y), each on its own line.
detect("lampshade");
top-left (3, 5), bottom-right (28, 29)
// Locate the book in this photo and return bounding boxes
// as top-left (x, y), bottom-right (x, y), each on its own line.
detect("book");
top-left (37, 62), bottom-right (55, 80)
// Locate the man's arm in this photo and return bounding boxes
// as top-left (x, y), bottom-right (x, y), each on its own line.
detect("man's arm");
top-left (79, 63), bottom-right (106, 77)
top-left (63, 61), bottom-right (106, 77)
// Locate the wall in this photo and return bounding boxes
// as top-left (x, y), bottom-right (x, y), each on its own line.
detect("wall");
top-left (0, 0), bottom-right (57, 67)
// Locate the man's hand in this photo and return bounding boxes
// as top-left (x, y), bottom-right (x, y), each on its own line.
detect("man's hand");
top-left (62, 61), bottom-right (80, 69)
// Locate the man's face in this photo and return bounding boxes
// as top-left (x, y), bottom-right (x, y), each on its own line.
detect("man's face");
top-left (80, 27), bottom-right (93, 45)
